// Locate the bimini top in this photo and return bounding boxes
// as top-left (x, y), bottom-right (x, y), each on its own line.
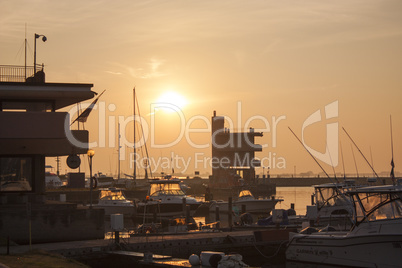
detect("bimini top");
top-left (346, 184), bottom-right (402, 195)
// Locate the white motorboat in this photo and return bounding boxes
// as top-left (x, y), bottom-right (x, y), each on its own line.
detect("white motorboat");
top-left (93, 187), bottom-right (136, 216)
top-left (308, 180), bottom-right (359, 227)
top-left (137, 178), bottom-right (202, 217)
top-left (209, 190), bottom-right (283, 215)
top-left (93, 172), bottom-right (115, 188)
top-left (286, 184), bottom-right (402, 267)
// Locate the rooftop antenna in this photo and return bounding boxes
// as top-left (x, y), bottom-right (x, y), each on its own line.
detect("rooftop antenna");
top-left (390, 115), bottom-right (396, 185)
top-left (342, 127), bottom-right (381, 183)
top-left (24, 23), bottom-right (27, 79)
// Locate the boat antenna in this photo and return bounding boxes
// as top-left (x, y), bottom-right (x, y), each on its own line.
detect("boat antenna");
top-left (288, 127), bottom-right (333, 182)
top-left (390, 115), bottom-right (396, 185)
top-left (340, 140), bottom-right (346, 180)
top-left (342, 127), bottom-right (381, 183)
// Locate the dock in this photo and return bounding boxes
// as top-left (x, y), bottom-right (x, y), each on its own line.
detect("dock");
top-left (0, 227), bottom-right (295, 267)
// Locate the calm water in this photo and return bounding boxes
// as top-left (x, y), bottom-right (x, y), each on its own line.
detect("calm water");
top-left (275, 186), bottom-right (314, 216)
top-left (195, 186), bottom-right (315, 227)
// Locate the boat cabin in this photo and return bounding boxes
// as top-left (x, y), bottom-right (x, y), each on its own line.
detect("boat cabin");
top-left (149, 180), bottom-right (185, 197)
top-left (98, 188), bottom-right (128, 201)
top-left (348, 185), bottom-right (402, 226)
top-left (314, 182), bottom-right (355, 213)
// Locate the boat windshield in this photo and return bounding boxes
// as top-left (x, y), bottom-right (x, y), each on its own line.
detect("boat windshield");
top-left (353, 191), bottom-right (402, 223)
top-left (239, 190), bottom-right (253, 198)
top-left (149, 182), bottom-right (185, 197)
top-left (315, 186), bottom-right (350, 209)
top-left (99, 189), bottom-right (126, 201)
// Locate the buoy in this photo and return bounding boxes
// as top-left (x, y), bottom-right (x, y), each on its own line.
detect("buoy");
top-left (189, 254), bottom-right (200, 266)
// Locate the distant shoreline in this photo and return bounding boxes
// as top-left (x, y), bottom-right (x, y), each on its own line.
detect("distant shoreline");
top-left (269, 176), bottom-right (395, 187)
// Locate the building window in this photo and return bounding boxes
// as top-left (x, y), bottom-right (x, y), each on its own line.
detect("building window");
top-left (0, 157), bottom-right (33, 192)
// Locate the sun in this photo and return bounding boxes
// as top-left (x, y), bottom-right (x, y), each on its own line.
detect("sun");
top-left (155, 91), bottom-right (188, 112)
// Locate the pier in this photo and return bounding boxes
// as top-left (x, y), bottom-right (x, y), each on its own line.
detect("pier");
top-left (1, 227), bottom-right (295, 267)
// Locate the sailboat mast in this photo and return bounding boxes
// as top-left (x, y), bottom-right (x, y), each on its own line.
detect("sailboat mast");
top-left (133, 87), bottom-right (137, 183)
top-left (118, 122), bottom-right (121, 180)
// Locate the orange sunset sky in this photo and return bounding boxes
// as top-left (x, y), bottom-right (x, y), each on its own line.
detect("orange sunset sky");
top-left (2, 0), bottom-right (402, 178)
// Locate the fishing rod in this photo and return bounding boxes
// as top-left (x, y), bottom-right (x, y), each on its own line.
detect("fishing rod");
top-left (342, 127), bottom-right (381, 183)
top-left (340, 140), bottom-right (346, 180)
top-left (288, 127), bottom-right (336, 183)
top-left (390, 115), bottom-right (396, 185)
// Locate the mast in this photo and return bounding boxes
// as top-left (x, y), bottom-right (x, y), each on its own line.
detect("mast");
top-left (24, 24), bottom-right (27, 80)
top-left (118, 122), bottom-right (121, 180)
top-left (133, 87), bottom-right (137, 185)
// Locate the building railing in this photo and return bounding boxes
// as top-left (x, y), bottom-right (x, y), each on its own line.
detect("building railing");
top-left (0, 64), bottom-right (44, 82)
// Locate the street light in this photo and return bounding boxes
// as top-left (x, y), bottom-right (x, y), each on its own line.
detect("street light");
top-left (87, 149), bottom-right (95, 208)
top-left (34, 33), bottom-right (47, 73)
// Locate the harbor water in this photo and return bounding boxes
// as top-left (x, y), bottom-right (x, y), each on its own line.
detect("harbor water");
top-left (275, 186), bottom-right (314, 216)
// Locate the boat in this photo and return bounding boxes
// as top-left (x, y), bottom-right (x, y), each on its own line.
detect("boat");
top-left (93, 172), bottom-right (115, 188)
top-left (136, 178), bottom-right (202, 217)
top-left (93, 187), bottom-right (136, 216)
top-left (209, 189), bottom-right (283, 215)
top-left (308, 180), bottom-right (359, 227)
top-left (286, 184), bottom-right (402, 267)
top-left (45, 165), bottom-right (63, 189)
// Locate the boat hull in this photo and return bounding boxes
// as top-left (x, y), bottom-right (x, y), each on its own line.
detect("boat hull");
top-left (286, 233), bottom-right (402, 267)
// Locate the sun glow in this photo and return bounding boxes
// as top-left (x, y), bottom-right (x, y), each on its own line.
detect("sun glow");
top-left (155, 91), bottom-right (188, 112)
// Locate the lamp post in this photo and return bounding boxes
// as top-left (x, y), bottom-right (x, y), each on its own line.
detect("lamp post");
top-left (87, 149), bottom-right (95, 208)
top-left (34, 33), bottom-right (47, 73)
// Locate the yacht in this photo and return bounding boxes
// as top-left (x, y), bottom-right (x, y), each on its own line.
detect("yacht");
top-left (286, 184), bottom-right (402, 267)
top-left (93, 172), bottom-right (115, 188)
top-left (93, 187), bottom-right (136, 216)
top-left (136, 178), bottom-right (202, 217)
top-left (310, 180), bottom-right (358, 227)
top-left (209, 189), bottom-right (283, 215)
